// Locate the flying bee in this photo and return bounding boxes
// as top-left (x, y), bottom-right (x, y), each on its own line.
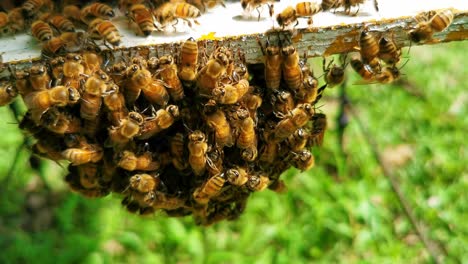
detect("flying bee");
top-left (128, 4), bottom-right (156, 36)
top-left (196, 49), bottom-right (230, 95)
top-left (241, 0), bottom-right (276, 21)
top-left (41, 107), bottom-right (81, 134)
top-left (103, 84), bottom-right (129, 126)
top-left (141, 78), bottom-right (170, 107)
top-left (170, 133), bottom-right (189, 171)
top-left (272, 90), bottom-right (295, 115)
top-left (193, 173), bottom-right (225, 204)
top-left (237, 116), bottom-right (256, 150)
top-left (108, 111), bottom-right (144, 147)
top-left (378, 34), bottom-right (401, 65)
top-left (124, 64), bottom-right (152, 105)
top-left (359, 26), bottom-right (379, 64)
top-left (281, 41), bottom-right (303, 92)
top-left (29, 64), bottom-right (51, 91)
top-left (204, 106), bottom-right (233, 147)
top-left (153, 2), bottom-right (201, 30)
top-left (138, 105), bottom-right (179, 139)
top-left (116, 151), bottom-right (160, 171)
top-left (274, 103), bottom-right (315, 142)
top-left (157, 55), bottom-right (184, 101)
top-left (350, 57), bottom-right (374, 81)
top-left (48, 15), bottom-right (75, 32)
top-left (276, 6), bottom-right (297, 29)
top-left (287, 128), bottom-right (308, 151)
top-left (409, 9), bottom-right (454, 43)
top-left (88, 18), bottom-right (121, 47)
top-left (188, 130), bottom-right (208, 176)
top-left (291, 149), bottom-right (315, 171)
top-left (323, 56), bottom-right (347, 88)
top-left (226, 166), bottom-right (249, 186)
top-left (295, 1), bottom-right (322, 27)
top-left (178, 37), bottom-right (199, 83)
top-left (24, 85), bottom-right (80, 123)
top-left (31, 20), bottom-right (53, 42)
top-left (246, 173), bottom-right (270, 191)
top-left (0, 81), bottom-right (18, 106)
top-left (81, 3), bottom-right (115, 23)
top-left (22, 0), bottom-right (54, 18)
top-left (129, 173), bottom-right (160, 193)
top-left (63, 5), bottom-right (81, 22)
top-left (62, 143), bottom-right (103, 166)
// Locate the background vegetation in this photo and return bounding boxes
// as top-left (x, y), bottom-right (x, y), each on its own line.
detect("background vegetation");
top-left (0, 42), bottom-right (466, 264)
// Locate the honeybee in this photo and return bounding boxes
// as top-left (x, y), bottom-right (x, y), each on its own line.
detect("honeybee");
top-left (272, 90), bottom-right (295, 115)
top-left (141, 78), bottom-right (170, 107)
top-left (241, 0), bottom-right (276, 21)
top-left (62, 144), bottom-right (104, 166)
top-left (170, 133), bottom-right (189, 171)
top-left (63, 5), bottom-right (81, 22)
top-left (237, 116), bottom-right (256, 150)
top-left (0, 81), bottom-right (18, 106)
top-left (350, 57), bottom-right (374, 81)
top-left (281, 41), bottom-right (303, 92)
top-left (274, 103), bottom-right (315, 142)
top-left (308, 113), bottom-right (327, 147)
top-left (291, 149), bottom-right (315, 171)
top-left (29, 64), bottom-right (50, 91)
top-left (323, 56), bottom-right (346, 88)
top-left (48, 15), bottom-right (75, 32)
top-left (32, 131), bottom-right (64, 161)
top-left (154, 2), bottom-right (201, 30)
top-left (88, 18), bottom-right (121, 47)
top-left (199, 0), bottom-right (226, 11)
top-left (129, 173), bottom-right (160, 193)
top-left (12, 69), bottom-right (32, 96)
top-left (49, 56), bottom-right (65, 80)
top-left (31, 20), bottom-right (53, 42)
top-left (204, 107), bottom-right (233, 147)
top-left (138, 105), bottom-right (180, 139)
top-left (295, 2), bottom-right (322, 27)
top-left (259, 135), bottom-right (278, 163)
top-left (24, 85), bottom-right (80, 123)
top-left (296, 75), bottom-right (320, 104)
top-left (178, 37), bottom-right (199, 83)
top-left (246, 173), bottom-right (270, 191)
top-left (75, 163), bottom-right (100, 189)
top-left (193, 173), bottom-right (225, 204)
top-left (107, 61), bottom-right (127, 85)
top-left (374, 65), bottom-right (401, 84)
top-left (212, 80), bottom-right (248, 105)
top-left (359, 27), bottom-right (379, 64)
top-left (117, 149), bottom-right (161, 171)
top-left (148, 191), bottom-right (187, 210)
top-left (287, 128), bottom-right (308, 151)
top-left (81, 3), bottom-right (115, 23)
top-left (157, 55), bottom-right (184, 101)
top-left (188, 130), bottom-right (208, 176)
top-left (22, 0), bottom-right (54, 18)
top-left (196, 49), bottom-right (230, 95)
top-left (409, 9), bottom-right (454, 43)
top-left (321, 0), bottom-right (340, 11)
top-left (226, 166), bottom-right (249, 186)
top-left (242, 93), bottom-right (262, 123)
top-left (82, 47), bottom-right (103, 75)
top-left (241, 146), bottom-right (258, 162)
top-left (128, 4), bottom-right (156, 36)
top-left (42, 37), bottom-right (67, 56)
top-left (7, 8), bottom-right (26, 34)
top-left (276, 6), bottom-right (297, 29)
top-left (81, 71), bottom-right (108, 121)
top-left (63, 53), bottom-right (85, 82)
top-left (378, 35), bottom-right (401, 65)
top-left (103, 84), bottom-right (129, 126)
top-left (124, 64), bottom-right (152, 105)
top-left (41, 107), bottom-right (81, 134)
top-left (108, 111), bottom-right (144, 147)
top-left (268, 179), bottom-right (287, 193)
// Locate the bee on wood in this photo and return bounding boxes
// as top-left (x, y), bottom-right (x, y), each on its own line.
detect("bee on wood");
top-left (197, 48), bottom-right (230, 95)
top-left (128, 4), bottom-right (156, 36)
top-left (22, 0), bottom-right (54, 18)
top-left (378, 34), bottom-right (401, 65)
top-left (281, 40), bottom-right (303, 92)
top-left (359, 27), bottom-right (379, 65)
top-left (124, 64), bottom-right (152, 105)
top-left (88, 18), bottom-right (121, 47)
top-left (48, 15), bottom-right (75, 32)
top-left (258, 38), bottom-right (281, 91)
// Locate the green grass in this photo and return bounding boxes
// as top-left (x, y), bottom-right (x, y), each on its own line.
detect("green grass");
top-left (0, 41), bottom-right (467, 264)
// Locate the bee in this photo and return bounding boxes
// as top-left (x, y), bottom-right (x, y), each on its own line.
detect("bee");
top-left (141, 78), bottom-right (170, 107)
top-left (272, 90), bottom-right (295, 115)
top-left (297, 75), bottom-right (320, 104)
top-left (323, 56), bottom-right (347, 88)
top-left (188, 130), bottom-right (208, 176)
top-left (49, 56), bottom-right (65, 80)
top-left (147, 191), bottom-right (187, 210)
top-left (378, 35), bottom-right (401, 65)
top-left (226, 166), bottom-right (249, 186)
top-left (75, 163), bottom-right (100, 189)
top-left (128, 4), bottom-right (156, 36)
top-left (246, 173), bottom-right (270, 191)
top-left (241, 0), bottom-right (276, 21)
top-left (41, 107), bottom-right (81, 134)
top-left (108, 111), bottom-right (144, 147)
top-left (48, 15), bottom-right (75, 32)
top-left (204, 106), bottom-right (233, 147)
top-left (343, 0), bottom-right (379, 15)
top-left (103, 84), bottom-right (129, 126)
top-left (193, 173), bottom-right (226, 204)
top-left (287, 128), bottom-right (308, 152)
top-left (237, 115), bottom-right (256, 150)
top-left (170, 133), bottom-right (189, 171)
top-left (12, 69), bottom-right (31, 96)
top-left (81, 71), bottom-right (108, 120)
top-left (32, 131), bottom-right (64, 161)
top-left (274, 103), bottom-right (315, 142)
top-left (124, 64), bottom-right (152, 105)
top-left (42, 37), bottom-right (67, 56)
top-left (409, 9), bottom-right (454, 43)
top-left (82, 48), bottom-right (103, 75)
top-left (295, 2), bottom-right (322, 27)
top-left (62, 143), bottom-right (104, 166)
top-left (308, 113), bottom-right (327, 147)
top-left (242, 93), bottom-right (262, 123)
top-left (7, 8), bottom-right (26, 34)
top-left (212, 80), bottom-right (249, 105)
top-left (374, 66), bottom-right (401, 84)
top-left (268, 179), bottom-right (288, 193)
top-left (200, 0), bottom-right (226, 11)
top-left (22, 0), bottom-right (54, 18)
top-left (0, 81), bottom-right (18, 106)
top-left (117, 150), bottom-right (161, 171)
top-left (260, 135), bottom-right (278, 163)
top-left (66, 171), bottom-right (109, 198)
top-left (196, 49), bottom-right (230, 95)
top-left (291, 149), bottom-right (315, 171)
top-left (241, 146), bottom-right (258, 162)
top-left (81, 3), bottom-right (115, 23)
top-left (321, 0), bottom-right (340, 11)
top-left (276, 6), bottom-right (297, 29)
top-left (359, 27), bottom-right (379, 64)
top-left (31, 20), bottom-right (53, 42)
top-left (138, 105), bottom-right (180, 139)
top-left (154, 2), bottom-right (201, 30)
top-left (24, 86), bottom-right (80, 123)
top-left (281, 41), bottom-right (303, 92)
top-left (350, 57), bottom-right (374, 81)
top-left (157, 55), bottom-right (184, 101)
top-left (0, 12), bottom-right (9, 34)
top-left (63, 5), bottom-right (82, 22)
top-left (129, 173), bottom-right (160, 193)
top-left (29, 64), bottom-right (51, 91)
top-left (88, 18), bottom-right (121, 47)
top-left (63, 53), bottom-right (85, 81)
top-left (178, 37), bottom-right (199, 83)
top-left (107, 61), bottom-right (127, 85)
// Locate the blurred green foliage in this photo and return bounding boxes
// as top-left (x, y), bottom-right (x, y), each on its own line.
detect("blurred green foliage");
top-left (0, 42), bottom-right (466, 264)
